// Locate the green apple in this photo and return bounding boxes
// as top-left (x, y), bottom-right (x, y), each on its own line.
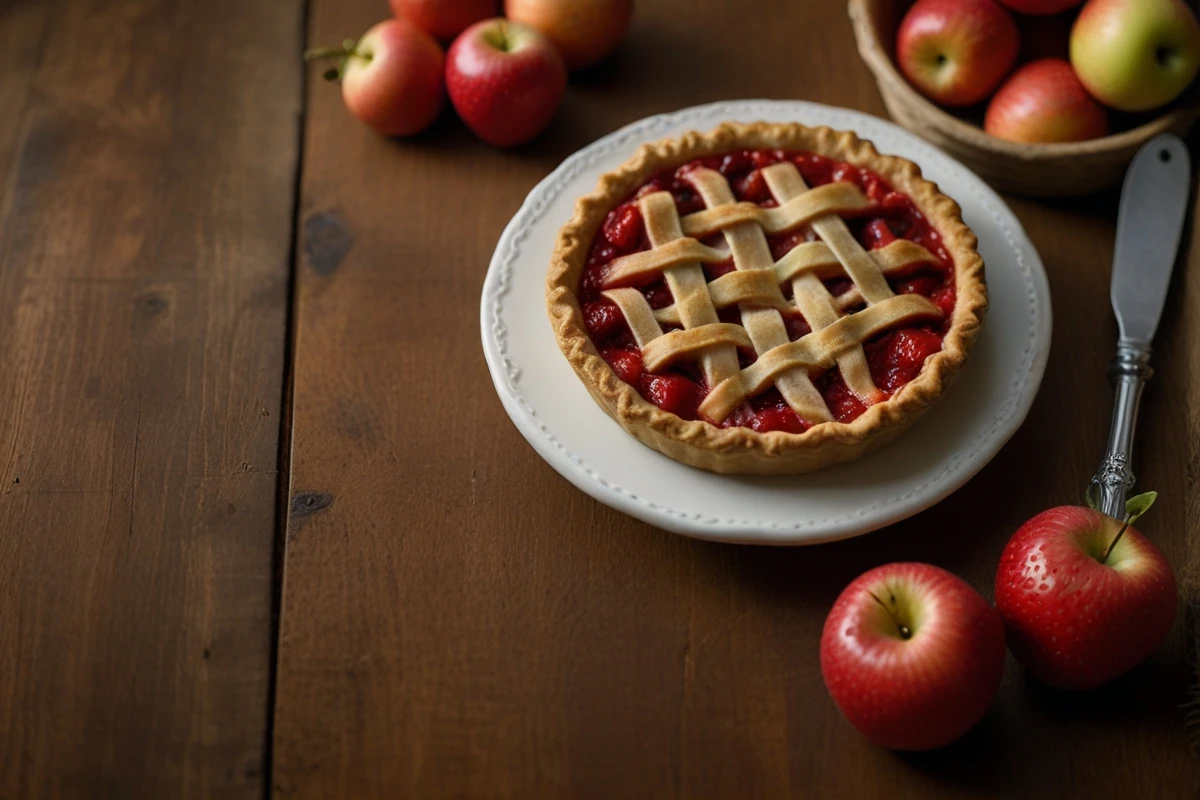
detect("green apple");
top-left (1070, 0), bottom-right (1200, 112)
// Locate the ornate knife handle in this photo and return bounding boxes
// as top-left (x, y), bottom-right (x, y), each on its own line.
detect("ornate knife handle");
top-left (1089, 340), bottom-right (1153, 519)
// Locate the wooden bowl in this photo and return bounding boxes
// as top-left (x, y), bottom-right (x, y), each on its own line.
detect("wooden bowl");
top-left (848, 0), bottom-right (1200, 197)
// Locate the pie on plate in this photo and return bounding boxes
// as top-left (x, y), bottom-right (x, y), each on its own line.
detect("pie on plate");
top-left (545, 122), bottom-right (987, 475)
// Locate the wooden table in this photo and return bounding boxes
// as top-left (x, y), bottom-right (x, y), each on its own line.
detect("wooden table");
top-left (2, 0), bottom-right (1197, 796)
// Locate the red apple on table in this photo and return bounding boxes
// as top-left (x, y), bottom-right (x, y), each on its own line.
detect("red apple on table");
top-left (306, 20), bottom-right (445, 137)
top-left (446, 18), bottom-right (567, 147)
top-left (985, 59), bottom-right (1108, 143)
top-left (820, 563), bottom-right (1006, 751)
top-left (390, 0), bottom-right (498, 41)
top-left (995, 503), bottom-right (1177, 690)
top-left (896, 0), bottom-right (1021, 107)
top-left (504, 0), bottom-right (634, 71)
top-left (1071, 0), bottom-right (1200, 112)
top-left (996, 0), bottom-right (1083, 14)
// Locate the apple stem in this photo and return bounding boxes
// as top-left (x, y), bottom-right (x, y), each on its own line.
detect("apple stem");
top-left (303, 45), bottom-right (351, 62)
top-left (303, 41), bottom-right (368, 82)
top-left (867, 590), bottom-right (912, 640)
top-left (1100, 519), bottom-right (1131, 565)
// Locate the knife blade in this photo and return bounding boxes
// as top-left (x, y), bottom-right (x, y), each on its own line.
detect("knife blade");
top-left (1089, 134), bottom-right (1192, 519)
top-left (1111, 135), bottom-right (1192, 348)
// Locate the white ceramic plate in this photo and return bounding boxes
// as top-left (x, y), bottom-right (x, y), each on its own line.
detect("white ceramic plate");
top-left (480, 100), bottom-right (1051, 545)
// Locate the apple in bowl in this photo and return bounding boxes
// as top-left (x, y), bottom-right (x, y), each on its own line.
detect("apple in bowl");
top-left (1071, 0), bottom-right (1200, 112)
top-left (985, 59), bottom-right (1108, 143)
top-left (820, 563), bottom-right (1006, 750)
top-left (896, 0), bottom-right (1020, 107)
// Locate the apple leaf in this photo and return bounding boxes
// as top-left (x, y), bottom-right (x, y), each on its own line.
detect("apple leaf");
top-left (1125, 491), bottom-right (1158, 525)
top-left (1085, 483), bottom-right (1100, 511)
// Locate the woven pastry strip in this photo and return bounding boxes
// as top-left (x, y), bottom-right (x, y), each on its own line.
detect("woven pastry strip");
top-left (600, 162), bottom-right (943, 424)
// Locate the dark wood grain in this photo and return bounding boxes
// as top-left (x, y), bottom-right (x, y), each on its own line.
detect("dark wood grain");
top-left (1183, 153), bottom-right (1200, 755)
top-left (271, 1), bottom-right (1200, 797)
top-left (0, 0), bottom-right (301, 796)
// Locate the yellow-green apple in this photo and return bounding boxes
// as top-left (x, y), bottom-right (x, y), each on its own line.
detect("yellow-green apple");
top-left (446, 19), bottom-right (566, 147)
top-left (1070, 0), bottom-right (1200, 112)
top-left (897, 0), bottom-right (1021, 107)
top-left (997, 0), bottom-right (1083, 13)
top-left (504, 0), bottom-right (634, 70)
top-left (985, 59), bottom-right (1108, 143)
top-left (306, 20), bottom-right (445, 137)
top-left (820, 563), bottom-right (1006, 751)
top-left (995, 505), bottom-right (1177, 690)
top-left (390, 0), bottom-right (498, 41)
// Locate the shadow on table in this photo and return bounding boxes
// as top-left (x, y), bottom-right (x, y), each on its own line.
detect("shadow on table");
top-left (899, 655), bottom-right (1189, 792)
top-left (893, 705), bottom-right (1012, 793)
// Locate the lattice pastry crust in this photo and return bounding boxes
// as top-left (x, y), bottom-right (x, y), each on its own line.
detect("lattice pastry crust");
top-left (546, 122), bottom-right (987, 475)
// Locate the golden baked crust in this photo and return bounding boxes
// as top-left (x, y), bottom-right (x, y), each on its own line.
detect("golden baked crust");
top-left (545, 121), bottom-right (987, 475)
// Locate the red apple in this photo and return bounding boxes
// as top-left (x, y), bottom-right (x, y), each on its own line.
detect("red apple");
top-left (985, 59), bottom-right (1108, 143)
top-left (446, 18), bottom-right (567, 147)
top-left (306, 20), bottom-right (445, 137)
top-left (820, 563), bottom-right (1006, 751)
top-left (504, 0), bottom-right (633, 71)
top-left (996, 0), bottom-right (1083, 14)
top-left (995, 505), bottom-right (1177, 690)
top-left (896, 0), bottom-right (1021, 107)
top-left (390, 0), bottom-right (498, 41)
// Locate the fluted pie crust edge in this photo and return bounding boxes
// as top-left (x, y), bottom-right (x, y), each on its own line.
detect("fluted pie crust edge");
top-left (545, 122), bottom-right (988, 475)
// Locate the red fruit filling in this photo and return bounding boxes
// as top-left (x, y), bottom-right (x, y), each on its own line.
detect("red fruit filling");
top-left (579, 149), bottom-right (956, 433)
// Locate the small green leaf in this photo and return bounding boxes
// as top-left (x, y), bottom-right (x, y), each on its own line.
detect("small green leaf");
top-left (343, 38), bottom-right (357, 52)
top-left (322, 67), bottom-right (339, 81)
top-left (1125, 491), bottom-right (1158, 525)
top-left (1085, 483), bottom-right (1100, 511)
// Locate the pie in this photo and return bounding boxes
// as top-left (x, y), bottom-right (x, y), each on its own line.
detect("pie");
top-left (545, 122), bottom-right (987, 475)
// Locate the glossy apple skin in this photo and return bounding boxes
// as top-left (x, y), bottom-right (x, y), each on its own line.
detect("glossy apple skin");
top-left (995, 506), bottom-right (1177, 690)
top-left (1070, 0), bottom-right (1200, 112)
top-left (389, 0), bottom-right (498, 41)
top-left (447, 19), bottom-right (566, 147)
top-left (505, 0), bottom-right (633, 70)
top-left (820, 563), bottom-right (1006, 751)
top-left (897, 0), bottom-right (1020, 107)
top-left (996, 0), bottom-right (1083, 13)
top-left (985, 59), bottom-right (1108, 143)
top-left (342, 20), bottom-right (445, 137)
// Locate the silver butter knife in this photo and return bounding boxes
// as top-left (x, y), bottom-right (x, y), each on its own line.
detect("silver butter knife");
top-left (1089, 134), bottom-right (1192, 519)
